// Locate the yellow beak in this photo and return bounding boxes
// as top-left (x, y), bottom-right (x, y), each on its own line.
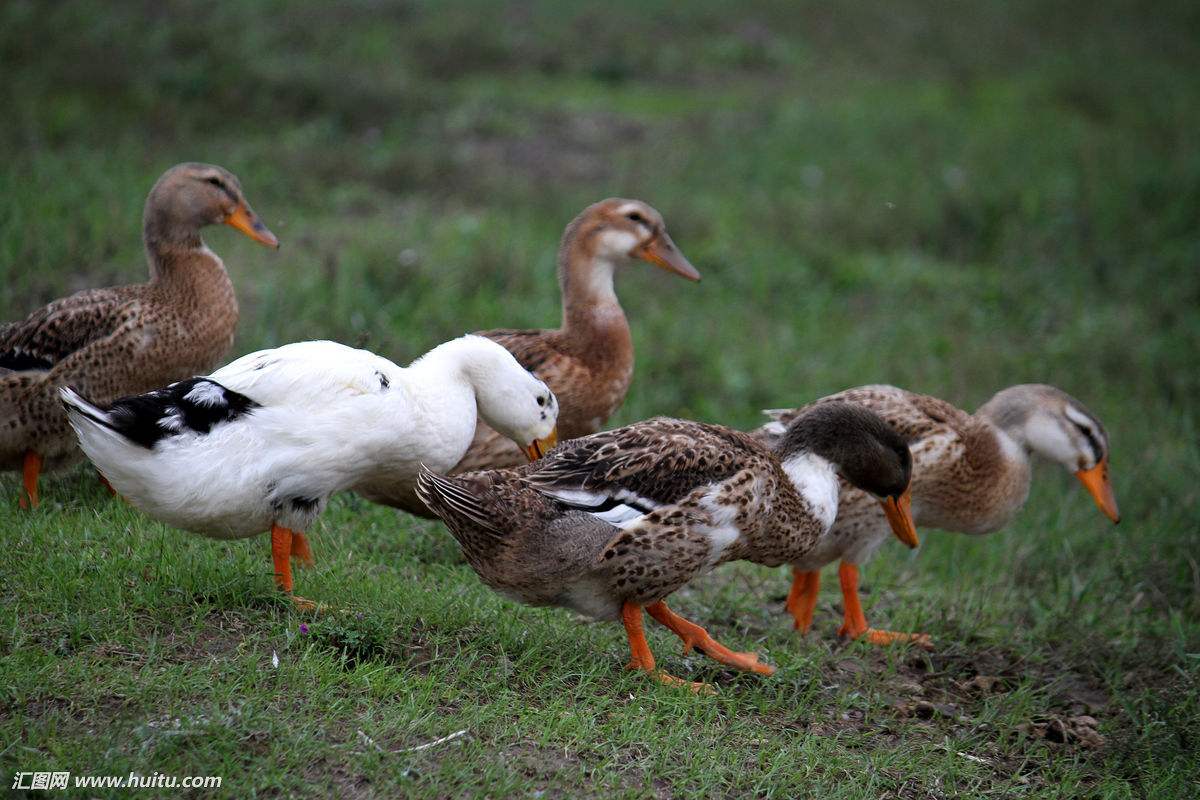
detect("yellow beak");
top-left (880, 487), bottom-right (920, 549)
top-left (1075, 457), bottom-right (1120, 523)
top-left (224, 201), bottom-right (280, 248)
top-left (632, 232), bottom-right (700, 282)
top-left (523, 427), bottom-right (559, 461)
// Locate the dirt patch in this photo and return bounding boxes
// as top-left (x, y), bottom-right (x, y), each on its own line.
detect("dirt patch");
top-left (499, 740), bottom-right (584, 793)
top-left (159, 610), bottom-right (249, 663)
top-left (298, 755), bottom-right (377, 800)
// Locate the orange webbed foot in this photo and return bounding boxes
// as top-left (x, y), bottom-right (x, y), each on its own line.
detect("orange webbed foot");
top-left (290, 595), bottom-right (319, 613)
top-left (646, 601), bottom-right (775, 676)
top-left (650, 670), bottom-right (716, 694)
top-left (836, 561), bottom-right (932, 649)
top-left (840, 625), bottom-right (933, 650)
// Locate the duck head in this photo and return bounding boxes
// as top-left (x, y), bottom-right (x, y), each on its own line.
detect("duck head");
top-left (144, 162), bottom-right (279, 250)
top-left (977, 384), bottom-right (1119, 523)
top-left (459, 337), bottom-right (560, 461)
top-left (775, 402), bottom-right (919, 548)
top-left (559, 198), bottom-right (700, 292)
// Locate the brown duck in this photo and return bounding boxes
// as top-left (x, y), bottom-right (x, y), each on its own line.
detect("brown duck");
top-left (417, 403), bottom-right (918, 691)
top-left (752, 384), bottom-right (1120, 648)
top-left (371, 198), bottom-right (699, 514)
top-left (1, 162), bottom-right (278, 508)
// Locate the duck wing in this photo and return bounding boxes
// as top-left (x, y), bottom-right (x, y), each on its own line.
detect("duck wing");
top-left (61, 378), bottom-right (259, 451)
top-left (0, 288), bottom-right (139, 371)
top-left (759, 385), bottom-right (974, 446)
top-left (523, 417), bottom-right (764, 523)
top-left (209, 340), bottom-right (401, 409)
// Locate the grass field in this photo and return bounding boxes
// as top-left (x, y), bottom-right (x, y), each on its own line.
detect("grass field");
top-left (2, 1), bottom-right (1199, 796)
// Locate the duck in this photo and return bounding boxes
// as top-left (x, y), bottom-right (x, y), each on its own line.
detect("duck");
top-left (416, 403), bottom-right (917, 690)
top-left (60, 335), bottom-right (559, 605)
top-left (1, 162), bottom-right (278, 509)
top-left (752, 383), bottom-right (1120, 648)
top-left (374, 198), bottom-right (699, 515)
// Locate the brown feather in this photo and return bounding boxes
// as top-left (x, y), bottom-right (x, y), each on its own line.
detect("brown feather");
top-left (418, 417), bottom-right (830, 621)
top-left (388, 199), bottom-right (695, 515)
top-left (1, 163), bottom-right (271, 472)
top-left (752, 384), bottom-right (1033, 569)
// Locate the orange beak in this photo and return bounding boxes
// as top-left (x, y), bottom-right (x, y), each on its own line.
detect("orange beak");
top-left (224, 202), bottom-right (280, 249)
top-left (632, 232), bottom-right (700, 282)
top-left (523, 427), bottom-right (559, 462)
top-left (1075, 457), bottom-right (1120, 523)
top-left (880, 488), bottom-right (919, 549)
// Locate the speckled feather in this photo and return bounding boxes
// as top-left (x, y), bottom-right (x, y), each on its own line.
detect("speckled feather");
top-left (0, 255), bottom-right (238, 470)
top-left (1, 163), bottom-right (271, 473)
top-left (417, 417), bottom-right (829, 621)
top-left (753, 384), bottom-right (1031, 566)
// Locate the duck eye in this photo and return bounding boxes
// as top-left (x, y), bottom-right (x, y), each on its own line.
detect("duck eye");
top-left (1073, 422), bottom-right (1103, 463)
top-left (626, 211), bottom-right (646, 224)
top-left (205, 177), bottom-right (225, 190)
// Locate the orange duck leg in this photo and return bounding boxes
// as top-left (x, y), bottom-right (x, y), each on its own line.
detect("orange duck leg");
top-left (19, 450), bottom-right (42, 510)
top-left (271, 524), bottom-right (317, 611)
top-left (646, 601), bottom-right (774, 675)
top-left (837, 562), bottom-right (931, 649)
top-left (786, 568), bottom-right (820, 633)
top-left (622, 602), bottom-right (712, 693)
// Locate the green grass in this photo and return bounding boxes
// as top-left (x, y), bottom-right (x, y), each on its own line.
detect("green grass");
top-left (2, 0), bottom-right (1198, 797)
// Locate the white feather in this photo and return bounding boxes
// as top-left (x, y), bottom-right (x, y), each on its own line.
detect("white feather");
top-left (182, 380), bottom-right (227, 406)
top-left (780, 452), bottom-right (839, 531)
top-left (695, 487), bottom-right (742, 566)
top-left (538, 486), bottom-right (658, 527)
top-left (66, 336), bottom-right (557, 539)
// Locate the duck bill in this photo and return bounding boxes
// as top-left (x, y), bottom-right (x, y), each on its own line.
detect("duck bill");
top-left (224, 202), bottom-right (280, 249)
top-left (633, 233), bottom-right (700, 282)
top-left (522, 427), bottom-right (559, 462)
top-left (1075, 458), bottom-right (1120, 523)
top-left (880, 488), bottom-right (919, 549)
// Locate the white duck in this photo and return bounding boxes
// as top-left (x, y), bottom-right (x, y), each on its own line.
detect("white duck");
top-left (61, 335), bottom-right (559, 604)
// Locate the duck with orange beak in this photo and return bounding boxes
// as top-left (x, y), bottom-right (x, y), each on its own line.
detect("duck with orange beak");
top-left (1, 162), bottom-right (278, 508)
top-left (416, 403), bottom-right (917, 692)
top-left (754, 383), bottom-right (1120, 648)
top-left (368, 198), bottom-right (699, 515)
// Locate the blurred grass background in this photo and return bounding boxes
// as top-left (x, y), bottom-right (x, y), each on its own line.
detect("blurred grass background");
top-left (1, 1), bottom-right (1198, 797)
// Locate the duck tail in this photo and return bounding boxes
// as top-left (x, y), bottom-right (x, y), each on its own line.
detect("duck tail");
top-left (415, 466), bottom-right (503, 537)
top-left (59, 386), bottom-right (117, 430)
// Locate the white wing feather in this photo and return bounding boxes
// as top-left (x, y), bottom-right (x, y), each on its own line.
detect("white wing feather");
top-left (210, 341), bottom-right (401, 408)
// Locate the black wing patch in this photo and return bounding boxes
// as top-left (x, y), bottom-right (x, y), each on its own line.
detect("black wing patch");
top-left (558, 494), bottom-right (654, 516)
top-left (104, 378), bottom-right (260, 449)
top-left (0, 350), bottom-right (55, 371)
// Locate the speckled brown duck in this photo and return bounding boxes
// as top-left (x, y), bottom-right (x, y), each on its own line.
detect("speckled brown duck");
top-left (417, 403), bottom-right (918, 691)
top-left (372, 198), bottom-right (699, 515)
top-left (1, 162), bottom-right (278, 508)
top-left (752, 384), bottom-right (1120, 648)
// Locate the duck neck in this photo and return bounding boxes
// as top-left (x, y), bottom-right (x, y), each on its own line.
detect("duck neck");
top-left (777, 450), bottom-right (840, 531)
top-left (557, 234), bottom-right (631, 347)
top-left (403, 341), bottom-right (483, 463)
top-left (145, 234), bottom-right (237, 316)
top-left (936, 394), bottom-right (1035, 532)
top-left (975, 391), bottom-right (1037, 460)
top-left (143, 201), bottom-right (208, 280)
